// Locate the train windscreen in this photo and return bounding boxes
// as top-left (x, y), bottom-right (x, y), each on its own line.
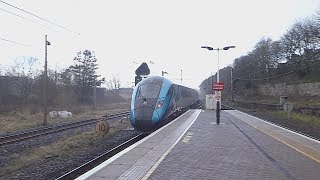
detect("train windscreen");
top-left (137, 83), bottom-right (161, 99)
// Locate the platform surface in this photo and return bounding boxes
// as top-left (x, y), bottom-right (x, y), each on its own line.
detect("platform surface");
top-left (77, 109), bottom-right (320, 180)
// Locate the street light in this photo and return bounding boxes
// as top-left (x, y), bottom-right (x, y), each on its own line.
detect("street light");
top-left (201, 45), bottom-right (235, 124)
top-left (201, 45), bottom-right (236, 83)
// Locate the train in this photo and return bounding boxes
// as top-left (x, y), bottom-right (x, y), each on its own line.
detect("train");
top-left (130, 76), bottom-right (199, 132)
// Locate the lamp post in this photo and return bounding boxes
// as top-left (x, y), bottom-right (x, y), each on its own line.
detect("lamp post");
top-left (201, 46), bottom-right (235, 83)
top-left (201, 45), bottom-right (235, 124)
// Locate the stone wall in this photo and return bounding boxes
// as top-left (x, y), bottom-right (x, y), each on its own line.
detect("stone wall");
top-left (258, 82), bottom-right (320, 96)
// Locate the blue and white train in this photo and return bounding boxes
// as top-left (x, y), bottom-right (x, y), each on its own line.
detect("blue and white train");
top-left (130, 76), bottom-right (199, 132)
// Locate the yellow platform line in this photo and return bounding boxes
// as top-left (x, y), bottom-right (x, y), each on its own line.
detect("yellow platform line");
top-left (236, 114), bottom-right (320, 164)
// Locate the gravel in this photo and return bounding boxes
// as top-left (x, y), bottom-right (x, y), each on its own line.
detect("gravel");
top-left (0, 123), bottom-right (140, 180)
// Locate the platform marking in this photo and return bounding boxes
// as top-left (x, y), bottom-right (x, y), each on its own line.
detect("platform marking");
top-left (228, 110), bottom-right (320, 164)
top-left (210, 122), bottom-right (226, 125)
top-left (141, 109), bottom-right (201, 180)
top-left (182, 132), bottom-right (193, 143)
top-left (235, 110), bottom-right (320, 144)
top-left (76, 110), bottom-right (191, 180)
top-left (229, 118), bottom-right (295, 180)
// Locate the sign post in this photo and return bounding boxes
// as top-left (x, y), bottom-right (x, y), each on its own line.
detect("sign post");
top-left (283, 102), bottom-right (293, 119)
top-left (95, 120), bottom-right (109, 137)
top-left (212, 82), bottom-right (224, 124)
top-left (212, 82), bottom-right (224, 91)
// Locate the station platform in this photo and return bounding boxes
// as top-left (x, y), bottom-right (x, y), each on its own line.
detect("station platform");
top-left (77, 109), bottom-right (320, 180)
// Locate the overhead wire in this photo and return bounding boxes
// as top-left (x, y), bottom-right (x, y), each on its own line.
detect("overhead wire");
top-left (0, 0), bottom-right (80, 35)
top-left (237, 60), bottom-right (320, 81)
top-left (0, 7), bottom-right (59, 33)
top-left (233, 58), bottom-right (261, 73)
top-left (234, 68), bottom-right (265, 80)
top-left (0, 37), bottom-right (31, 47)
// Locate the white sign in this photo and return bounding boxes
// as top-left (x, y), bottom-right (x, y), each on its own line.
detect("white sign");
top-left (205, 94), bottom-right (215, 110)
top-left (283, 102), bottom-right (293, 112)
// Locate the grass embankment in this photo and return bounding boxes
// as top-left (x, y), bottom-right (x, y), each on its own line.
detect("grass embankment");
top-left (0, 120), bottom-right (132, 177)
top-left (236, 95), bottom-right (320, 107)
top-left (233, 99), bottom-right (320, 139)
top-left (231, 97), bottom-right (320, 136)
top-left (0, 102), bottom-right (130, 133)
top-left (264, 110), bottom-right (320, 127)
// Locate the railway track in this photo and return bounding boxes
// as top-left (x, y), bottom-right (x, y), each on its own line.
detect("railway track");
top-left (221, 103), bottom-right (320, 141)
top-left (221, 104), bottom-right (235, 110)
top-left (57, 102), bottom-right (205, 179)
top-left (0, 111), bottom-right (129, 146)
top-left (56, 133), bottom-right (148, 180)
top-left (0, 100), bottom-right (204, 147)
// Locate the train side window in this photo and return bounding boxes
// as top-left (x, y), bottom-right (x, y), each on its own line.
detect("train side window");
top-left (137, 86), bottom-right (141, 97)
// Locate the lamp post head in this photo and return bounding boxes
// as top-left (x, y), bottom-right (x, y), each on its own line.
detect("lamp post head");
top-left (161, 71), bottom-right (168, 76)
top-left (201, 46), bottom-right (214, 50)
top-left (223, 46), bottom-right (236, 50)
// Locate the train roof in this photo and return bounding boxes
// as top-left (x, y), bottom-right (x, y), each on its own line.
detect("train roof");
top-left (138, 76), bottom-right (197, 92)
top-left (139, 76), bottom-right (171, 85)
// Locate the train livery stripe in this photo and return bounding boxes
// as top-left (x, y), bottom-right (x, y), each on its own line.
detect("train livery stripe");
top-left (130, 84), bottom-right (139, 126)
top-left (152, 79), bottom-right (172, 124)
top-left (158, 78), bottom-right (172, 99)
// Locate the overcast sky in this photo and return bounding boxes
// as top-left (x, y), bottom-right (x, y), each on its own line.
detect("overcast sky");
top-left (0, 0), bottom-right (319, 89)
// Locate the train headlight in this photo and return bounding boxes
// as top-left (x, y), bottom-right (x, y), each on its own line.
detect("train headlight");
top-left (156, 100), bottom-right (163, 109)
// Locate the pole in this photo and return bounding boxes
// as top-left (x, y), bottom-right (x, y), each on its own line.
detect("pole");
top-left (43, 35), bottom-right (48, 126)
top-left (180, 70), bottom-right (182, 84)
top-left (231, 67), bottom-right (234, 101)
top-left (211, 72), bottom-right (213, 94)
top-left (216, 101), bottom-right (220, 124)
top-left (217, 48), bottom-right (220, 83)
top-left (216, 48), bottom-right (220, 123)
top-left (93, 78), bottom-right (97, 110)
top-left (252, 75), bottom-right (254, 96)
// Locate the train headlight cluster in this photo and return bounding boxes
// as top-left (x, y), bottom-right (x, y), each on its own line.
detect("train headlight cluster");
top-left (156, 100), bottom-right (163, 109)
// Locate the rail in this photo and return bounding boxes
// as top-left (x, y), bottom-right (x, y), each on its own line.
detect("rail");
top-left (0, 111), bottom-right (130, 146)
top-left (56, 133), bottom-right (148, 180)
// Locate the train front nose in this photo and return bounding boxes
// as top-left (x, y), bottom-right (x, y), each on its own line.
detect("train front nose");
top-left (133, 107), bottom-right (158, 132)
top-left (132, 98), bottom-right (159, 132)
top-left (130, 81), bottom-right (163, 132)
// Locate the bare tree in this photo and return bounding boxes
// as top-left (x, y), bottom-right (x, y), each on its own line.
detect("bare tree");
top-left (5, 57), bottom-right (40, 106)
top-left (107, 79), bottom-right (114, 90)
top-left (117, 78), bottom-right (121, 89)
top-left (315, 9), bottom-right (320, 25)
top-left (112, 76), bottom-right (118, 89)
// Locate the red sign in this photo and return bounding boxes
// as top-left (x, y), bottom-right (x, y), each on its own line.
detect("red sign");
top-left (212, 82), bottom-right (224, 91)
